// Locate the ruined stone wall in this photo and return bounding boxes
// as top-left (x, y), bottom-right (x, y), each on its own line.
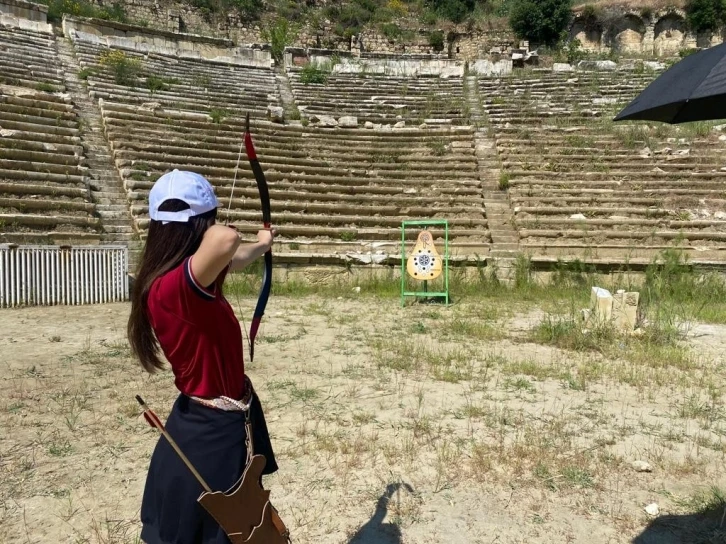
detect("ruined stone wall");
top-left (82, 0), bottom-right (518, 60)
top-left (0, 0), bottom-right (48, 21)
top-left (570, 7), bottom-right (716, 56)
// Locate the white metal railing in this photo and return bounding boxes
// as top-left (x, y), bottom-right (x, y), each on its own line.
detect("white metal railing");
top-left (0, 245), bottom-right (129, 307)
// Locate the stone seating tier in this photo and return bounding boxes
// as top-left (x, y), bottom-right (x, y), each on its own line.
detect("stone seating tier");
top-left (0, 30), bottom-right (100, 245)
top-left (479, 71), bottom-right (726, 261)
top-left (95, 98), bottom-right (488, 256)
top-left (73, 41), bottom-right (278, 118)
top-left (288, 71), bottom-right (467, 124)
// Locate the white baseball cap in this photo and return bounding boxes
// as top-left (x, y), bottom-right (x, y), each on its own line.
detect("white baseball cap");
top-left (149, 169), bottom-right (219, 223)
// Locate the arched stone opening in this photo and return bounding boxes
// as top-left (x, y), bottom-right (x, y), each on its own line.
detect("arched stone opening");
top-left (608, 14), bottom-right (645, 53)
top-left (570, 17), bottom-right (602, 51)
top-left (654, 13), bottom-right (686, 55)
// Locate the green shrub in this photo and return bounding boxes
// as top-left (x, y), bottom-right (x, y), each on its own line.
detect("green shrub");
top-left (427, 0), bottom-right (476, 23)
top-left (300, 63), bottom-right (330, 85)
top-left (229, 0), bottom-right (263, 19)
top-left (499, 171), bottom-right (511, 190)
top-left (99, 50), bottom-right (142, 86)
top-left (509, 0), bottom-right (573, 46)
top-left (685, 0), bottom-right (726, 33)
top-left (209, 108), bottom-right (228, 124)
top-left (380, 22), bottom-right (401, 41)
top-left (420, 9), bottom-right (438, 25)
top-left (77, 67), bottom-right (96, 80)
top-left (429, 30), bottom-right (445, 51)
top-left (39, 0), bottom-right (126, 23)
top-left (261, 18), bottom-right (298, 65)
top-left (146, 75), bottom-right (179, 94)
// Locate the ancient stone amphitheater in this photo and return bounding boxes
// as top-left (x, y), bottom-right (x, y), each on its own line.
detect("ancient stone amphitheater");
top-left (2, 3), bottom-right (725, 302)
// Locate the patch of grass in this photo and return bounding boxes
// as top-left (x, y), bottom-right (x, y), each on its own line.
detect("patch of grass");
top-left (300, 63), bottom-right (331, 85)
top-left (77, 67), bottom-right (97, 80)
top-left (146, 75), bottom-right (179, 94)
top-left (289, 385), bottom-right (319, 402)
top-left (209, 108), bottom-right (228, 124)
top-left (503, 376), bottom-right (536, 393)
top-left (34, 82), bottom-right (56, 93)
top-left (99, 50), bottom-right (142, 86)
top-left (498, 171), bottom-right (511, 190)
top-left (427, 138), bottom-right (448, 156)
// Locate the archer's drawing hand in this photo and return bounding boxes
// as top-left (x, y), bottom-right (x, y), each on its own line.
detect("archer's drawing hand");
top-left (257, 227), bottom-right (276, 251)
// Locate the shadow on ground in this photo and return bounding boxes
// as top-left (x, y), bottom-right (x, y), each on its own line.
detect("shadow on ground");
top-left (348, 482), bottom-right (414, 544)
top-left (632, 502), bottom-right (726, 544)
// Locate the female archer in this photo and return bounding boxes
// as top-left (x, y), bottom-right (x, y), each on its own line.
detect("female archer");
top-left (127, 169), bottom-right (278, 544)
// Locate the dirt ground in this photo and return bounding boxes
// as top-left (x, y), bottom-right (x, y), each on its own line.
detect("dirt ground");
top-left (0, 295), bottom-right (725, 544)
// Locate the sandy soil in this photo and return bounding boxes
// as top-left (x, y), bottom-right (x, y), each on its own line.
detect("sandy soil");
top-left (0, 296), bottom-right (724, 544)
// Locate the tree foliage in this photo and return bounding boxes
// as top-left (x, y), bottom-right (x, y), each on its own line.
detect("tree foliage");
top-left (261, 18), bottom-right (298, 64)
top-left (509, 0), bottom-right (573, 46)
top-left (685, 0), bottom-right (726, 32)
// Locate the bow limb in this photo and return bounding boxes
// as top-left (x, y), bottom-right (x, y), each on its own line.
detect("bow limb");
top-left (244, 113), bottom-right (272, 362)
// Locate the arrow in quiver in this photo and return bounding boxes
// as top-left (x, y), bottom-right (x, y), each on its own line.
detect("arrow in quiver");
top-left (406, 230), bottom-right (443, 280)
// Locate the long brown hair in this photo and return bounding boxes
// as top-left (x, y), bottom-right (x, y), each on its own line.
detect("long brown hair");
top-left (128, 199), bottom-right (217, 372)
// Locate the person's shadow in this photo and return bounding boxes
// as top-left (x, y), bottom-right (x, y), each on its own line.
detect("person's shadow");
top-left (348, 482), bottom-right (414, 544)
top-left (632, 500), bottom-right (726, 543)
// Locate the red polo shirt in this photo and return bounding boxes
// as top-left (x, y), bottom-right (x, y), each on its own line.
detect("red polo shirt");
top-left (146, 256), bottom-right (245, 400)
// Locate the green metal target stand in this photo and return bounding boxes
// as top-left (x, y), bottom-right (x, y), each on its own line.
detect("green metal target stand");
top-left (400, 219), bottom-right (450, 307)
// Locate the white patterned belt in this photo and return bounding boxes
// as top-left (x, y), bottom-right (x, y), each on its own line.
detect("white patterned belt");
top-left (190, 377), bottom-right (254, 412)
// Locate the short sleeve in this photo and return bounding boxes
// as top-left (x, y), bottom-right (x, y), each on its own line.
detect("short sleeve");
top-left (148, 257), bottom-right (217, 323)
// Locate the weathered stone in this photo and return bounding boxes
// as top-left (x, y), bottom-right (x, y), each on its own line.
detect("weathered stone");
top-left (631, 460), bottom-right (653, 473)
top-left (643, 61), bottom-right (666, 71)
top-left (393, 121), bottom-right (405, 128)
top-left (311, 114), bottom-right (338, 127)
top-left (364, 121), bottom-right (375, 129)
top-left (266, 105), bottom-right (284, 123)
top-left (570, 213), bottom-right (587, 220)
top-left (337, 115), bottom-right (358, 128)
top-left (553, 63), bottom-right (574, 72)
top-left (577, 60), bottom-right (617, 71)
top-left (590, 287), bottom-right (613, 323)
top-left (645, 503), bottom-right (659, 516)
top-left (613, 290), bottom-right (639, 332)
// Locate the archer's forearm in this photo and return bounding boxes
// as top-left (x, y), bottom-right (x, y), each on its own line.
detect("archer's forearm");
top-left (229, 241), bottom-right (269, 271)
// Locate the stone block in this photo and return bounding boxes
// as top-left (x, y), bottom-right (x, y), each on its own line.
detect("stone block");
top-left (612, 290), bottom-right (639, 332)
top-left (553, 63), bottom-right (574, 72)
top-left (310, 114), bottom-right (338, 127)
top-left (267, 105), bottom-right (284, 123)
top-left (338, 115), bottom-right (358, 128)
top-left (590, 287), bottom-right (613, 323)
top-left (577, 60), bottom-right (617, 71)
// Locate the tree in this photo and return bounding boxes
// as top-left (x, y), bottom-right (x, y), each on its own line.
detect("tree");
top-left (685, 0), bottom-right (726, 33)
top-left (509, 0), bottom-right (573, 46)
top-left (261, 18), bottom-right (298, 65)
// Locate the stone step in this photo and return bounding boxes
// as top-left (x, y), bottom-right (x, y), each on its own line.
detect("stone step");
top-left (103, 225), bottom-right (135, 233)
top-left (490, 248), bottom-right (520, 256)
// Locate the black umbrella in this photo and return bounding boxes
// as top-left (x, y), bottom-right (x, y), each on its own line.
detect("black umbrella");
top-left (614, 42), bottom-right (726, 124)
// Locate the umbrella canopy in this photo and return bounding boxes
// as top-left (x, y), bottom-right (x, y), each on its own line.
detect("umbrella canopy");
top-left (614, 42), bottom-right (726, 124)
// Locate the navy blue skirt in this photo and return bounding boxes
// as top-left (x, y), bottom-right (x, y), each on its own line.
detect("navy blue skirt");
top-left (140, 392), bottom-right (278, 544)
